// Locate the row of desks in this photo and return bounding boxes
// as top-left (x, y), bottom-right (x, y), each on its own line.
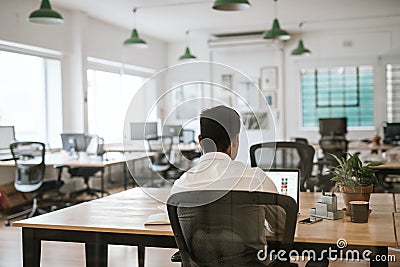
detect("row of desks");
top-left (13, 188), bottom-right (400, 267)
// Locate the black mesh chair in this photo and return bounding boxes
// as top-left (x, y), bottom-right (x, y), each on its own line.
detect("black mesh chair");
top-left (59, 135), bottom-right (107, 199)
top-left (316, 138), bottom-right (349, 191)
top-left (146, 135), bottom-right (182, 184)
top-left (167, 190), bottom-right (298, 267)
top-left (61, 166), bottom-right (105, 199)
top-left (5, 142), bottom-right (64, 226)
top-left (250, 142), bottom-right (315, 192)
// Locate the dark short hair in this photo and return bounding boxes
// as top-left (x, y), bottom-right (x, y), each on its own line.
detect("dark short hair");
top-left (200, 105), bottom-right (241, 153)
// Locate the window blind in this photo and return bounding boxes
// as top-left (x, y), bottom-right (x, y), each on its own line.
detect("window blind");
top-left (386, 64), bottom-right (400, 123)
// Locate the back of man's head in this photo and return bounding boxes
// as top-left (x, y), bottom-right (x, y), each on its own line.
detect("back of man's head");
top-left (200, 105), bottom-right (241, 153)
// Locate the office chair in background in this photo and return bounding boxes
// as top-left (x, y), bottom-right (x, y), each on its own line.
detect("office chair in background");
top-left (167, 190), bottom-right (298, 266)
top-left (146, 135), bottom-right (182, 185)
top-left (316, 138), bottom-right (348, 191)
top-left (59, 134), bottom-right (107, 200)
top-left (5, 142), bottom-right (64, 226)
top-left (250, 142), bottom-right (315, 192)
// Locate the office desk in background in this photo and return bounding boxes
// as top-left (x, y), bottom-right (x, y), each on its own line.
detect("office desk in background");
top-left (0, 152), bottom-right (154, 193)
top-left (13, 188), bottom-right (396, 267)
top-left (104, 143), bottom-right (200, 153)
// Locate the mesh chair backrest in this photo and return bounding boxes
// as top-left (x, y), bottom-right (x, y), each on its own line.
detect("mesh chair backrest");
top-left (146, 136), bottom-right (173, 165)
top-left (10, 142), bottom-right (45, 189)
top-left (319, 138), bottom-right (348, 165)
top-left (250, 142), bottom-right (315, 184)
top-left (167, 190), bottom-right (298, 267)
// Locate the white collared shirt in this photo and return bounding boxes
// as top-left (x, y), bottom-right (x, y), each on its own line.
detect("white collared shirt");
top-left (171, 152), bottom-right (278, 194)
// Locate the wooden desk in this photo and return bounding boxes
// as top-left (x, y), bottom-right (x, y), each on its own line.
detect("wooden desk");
top-left (14, 189), bottom-right (396, 267)
top-left (370, 161), bottom-right (400, 191)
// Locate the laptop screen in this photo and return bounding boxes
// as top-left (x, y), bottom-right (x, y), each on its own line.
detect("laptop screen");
top-left (265, 169), bottom-right (300, 204)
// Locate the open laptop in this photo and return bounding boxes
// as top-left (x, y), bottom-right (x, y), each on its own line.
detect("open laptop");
top-left (265, 169), bottom-right (300, 205)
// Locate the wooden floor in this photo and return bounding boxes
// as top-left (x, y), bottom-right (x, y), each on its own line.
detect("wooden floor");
top-left (0, 185), bottom-right (399, 267)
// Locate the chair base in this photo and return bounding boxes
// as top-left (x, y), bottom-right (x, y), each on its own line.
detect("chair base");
top-left (4, 198), bottom-right (46, 226)
top-left (69, 186), bottom-right (109, 199)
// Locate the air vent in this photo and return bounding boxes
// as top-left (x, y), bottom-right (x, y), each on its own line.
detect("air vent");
top-left (209, 31), bottom-right (279, 48)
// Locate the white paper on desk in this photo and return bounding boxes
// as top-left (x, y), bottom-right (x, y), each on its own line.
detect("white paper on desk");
top-left (144, 212), bottom-right (170, 225)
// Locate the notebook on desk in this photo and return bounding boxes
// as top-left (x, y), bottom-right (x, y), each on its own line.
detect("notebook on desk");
top-left (264, 169), bottom-right (300, 204)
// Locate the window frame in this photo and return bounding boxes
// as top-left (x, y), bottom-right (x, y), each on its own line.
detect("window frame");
top-left (0, 40), bottom-right (63, 147)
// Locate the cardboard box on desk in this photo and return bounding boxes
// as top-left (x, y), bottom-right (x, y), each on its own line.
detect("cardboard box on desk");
top-left (0, 182), bottom-right (32, 210)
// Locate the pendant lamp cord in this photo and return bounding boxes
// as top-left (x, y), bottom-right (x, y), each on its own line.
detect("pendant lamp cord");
top-left (133, 8), bottom-right (138, 28)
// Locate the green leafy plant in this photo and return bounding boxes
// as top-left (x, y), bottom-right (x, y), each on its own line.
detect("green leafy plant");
top-left (329, 153), bottom-right (382, 187)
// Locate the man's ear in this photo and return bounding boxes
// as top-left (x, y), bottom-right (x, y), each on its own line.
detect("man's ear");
top-left (225, 143), bottom-right (232, 157)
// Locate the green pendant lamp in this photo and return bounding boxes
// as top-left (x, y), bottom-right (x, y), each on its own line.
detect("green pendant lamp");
top-left (29, 0), bottom-right (64, 24)
top-left (291, 22), bottom-right (311, 56)
top-left (123, 8), bottom-right (148, 48)
top-left (291, 40), bottom-right (311, 56)
top-left (179, 47), bottom-right (197, 60)
top-left (179, 31), bottom-right (197, 61)
top-left (263, 0), bottom-right (290, 41)
top-left (213, 0), bottom-right (251, 11)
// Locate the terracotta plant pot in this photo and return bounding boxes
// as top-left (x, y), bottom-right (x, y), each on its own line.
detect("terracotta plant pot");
top-left (340, 185), bottom-right (373, 215)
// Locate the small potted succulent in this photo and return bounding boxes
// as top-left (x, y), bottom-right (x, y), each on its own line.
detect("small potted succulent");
top-left (329, 153), bottom-right (381, 215)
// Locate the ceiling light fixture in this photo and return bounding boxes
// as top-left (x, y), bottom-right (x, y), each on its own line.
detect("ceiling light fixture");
top-left (123, 8), bottom-right (148, 48)
top-left (212, 0), bottom-right (251, 11)
top-left (263, 0), bottom-right (290, 40)
top-left (179, 31), bottom-right (197, 61)
top-left (29, 0), bottom-right (64, 25)
top-left (291, 22), bottom-right (311, 56)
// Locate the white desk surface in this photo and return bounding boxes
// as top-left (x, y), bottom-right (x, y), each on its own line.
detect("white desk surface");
top-left (0, 151), bottom-right (154, 168)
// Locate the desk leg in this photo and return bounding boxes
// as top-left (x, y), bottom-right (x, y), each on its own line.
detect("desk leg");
top-left (138, 245), bottom-right (145, 267)
top-left (124, 162), bottom-right (127, 190)
top-left (370, 246), bottom-right (388, 267)
top-left (101, 168), bottom-right (105, 197)
top-left (85, 243), bottom-right (107, 267)
top-left (22, 228), bottom-right (41, 267)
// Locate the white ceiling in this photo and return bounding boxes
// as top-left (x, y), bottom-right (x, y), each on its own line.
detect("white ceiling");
top-left (52, 0), bottom-right (400, 42)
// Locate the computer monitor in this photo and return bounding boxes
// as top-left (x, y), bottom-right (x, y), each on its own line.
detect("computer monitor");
top-left (162, 125), bottom-right (182, 137)
top-left (0, 126), bottom-right (15, 150)
top-left (383, 122), bottom-right (400, 144)
top-left (265, 169), bottom-right (300, 204)
top-left (61, 133), bottom-right (91, 152)
top-left (130, 122), bottom-right (158, 140)
top-left (319, 118), bottom-right (347, 136)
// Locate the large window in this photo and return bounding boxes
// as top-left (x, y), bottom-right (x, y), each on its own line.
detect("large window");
top-left (0, 50), bottom-right (62, 148)
top-left (386, 64), bottom-right (400, 123)
top-left (87, 69), bottom-right (147, 143)
top-left (301, 65), bottom-right (374, 128)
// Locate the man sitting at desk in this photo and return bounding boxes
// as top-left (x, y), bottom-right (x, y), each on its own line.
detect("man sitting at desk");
top-left (171, 105), bottom-right (285, 266)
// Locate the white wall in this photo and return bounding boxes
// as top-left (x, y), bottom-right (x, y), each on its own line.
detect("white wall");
top-left (0, 0), bottom-right (167, 134)
top-left (285, 23), bottom-right (400, 143)
top-left (166, 20), bottom-right (400, 147)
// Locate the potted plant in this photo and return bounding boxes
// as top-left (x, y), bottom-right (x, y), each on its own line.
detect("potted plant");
top-left (329, 153), bottom-right (381, 215)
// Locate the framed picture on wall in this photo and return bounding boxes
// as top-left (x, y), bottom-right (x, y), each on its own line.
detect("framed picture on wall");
top-left (263, 91), bottom-right (277, 109)
top-left (260, 66), bottom-right (278, 90)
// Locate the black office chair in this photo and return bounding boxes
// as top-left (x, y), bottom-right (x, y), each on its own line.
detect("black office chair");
top-left (316, 138), bottom-right (349, 191)
top-left (146, 135), bottom-right (182, 184)
top-left (59, 135), bottom-right (107, 200)
top-left (5, 142), bottom-right (64, 226)
top-left (167, 190), bottom-right (298, 267)
top-left (61, 166), bottom-right (105, 199)
top-left (250, 142), bottom-right (315, 192)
